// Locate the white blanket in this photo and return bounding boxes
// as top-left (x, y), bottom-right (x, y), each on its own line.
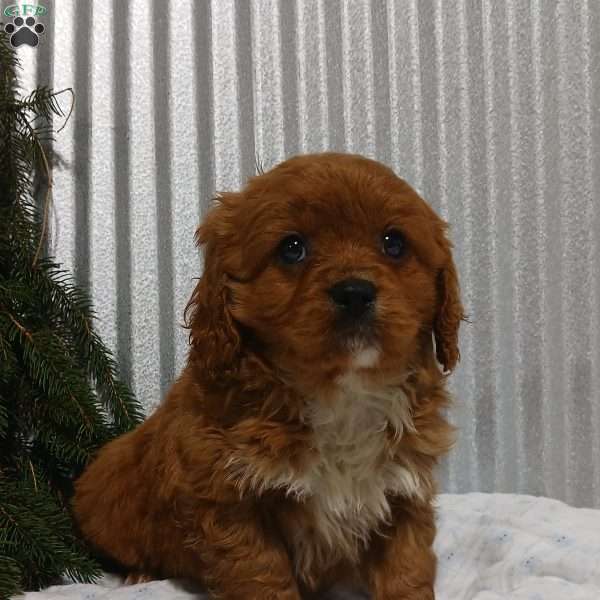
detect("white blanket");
top-left (18, 493), bottom-right (600, 599)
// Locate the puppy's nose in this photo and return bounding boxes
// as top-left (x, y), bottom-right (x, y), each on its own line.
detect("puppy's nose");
top-left (328, 278), bottom-right (377, 318)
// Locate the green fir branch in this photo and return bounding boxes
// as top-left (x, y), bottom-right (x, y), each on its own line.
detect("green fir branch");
top-left (21, 260), bottom-right (144, 429)
top-left (0, 479), bottom-right (101, 590)
top-left (13, 87), bottom-right (66, 120)
top-left (0, 554), bottom-right (22, 599)
top-left (5, 317), bottom-right (103, 431)
top-left (0, 28), bottom-right (144, 594)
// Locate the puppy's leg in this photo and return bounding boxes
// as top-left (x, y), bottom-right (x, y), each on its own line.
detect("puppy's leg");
top-left (194, 503), bottom-right (301, 600)
top-left (124, 573), bottom-right (155, 585)
top-left (366, 502), bottom-right (436, 600)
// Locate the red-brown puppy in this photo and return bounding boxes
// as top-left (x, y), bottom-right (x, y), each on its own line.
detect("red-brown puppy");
top-left (74, 153), bottom-right (463, 599)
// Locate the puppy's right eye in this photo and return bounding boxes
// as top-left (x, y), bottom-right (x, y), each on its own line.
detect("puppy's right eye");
top-left (277, 234), bottom-right (307, 264)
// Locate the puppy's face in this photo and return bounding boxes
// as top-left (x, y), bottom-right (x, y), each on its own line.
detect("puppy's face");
top-left (191, 154), bottom-right (462, 391)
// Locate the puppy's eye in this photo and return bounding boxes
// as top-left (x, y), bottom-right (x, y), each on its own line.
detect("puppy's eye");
top-left (277, 234), bottom-right (307, 264)
top-left (382, 229), bottom-right (407, 259)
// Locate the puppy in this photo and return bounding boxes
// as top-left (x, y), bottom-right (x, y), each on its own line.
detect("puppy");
top-left (73, 153), bottom-right (463, 599)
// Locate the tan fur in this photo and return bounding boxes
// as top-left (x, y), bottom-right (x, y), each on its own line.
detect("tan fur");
top-left (73, 153), bottom-right (463, 599)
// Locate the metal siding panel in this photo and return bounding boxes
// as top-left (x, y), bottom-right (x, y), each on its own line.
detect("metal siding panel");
top-left (171, 0), bottom-right (204, 377)
top-left (90, 0), bottom-right (117, 359)
top-left (386, 0), bottom-right (423, 190)
top-left (531, 0), bottom-right (556, 498)
top-left (460, 0), bottom-right (494, 494)
top-left (128, 0), bottom-right (160, 408)
top-left (296, 0), bottom-right (330, 153)
top-left (507, 0), bottom-right (544, 497)
top-left (211, 0), bottom-right (244, 190)
top-left (153, 0), bottom-right (176, 397)
top-left (589, 0), bottom-right (600, 504)
top-left (538, 0), bottom-right (568, 503)
top-left (557, 0), bottom-right (596, 508)
top-left (484, 0), bottom-right (521, 495)
top-left (279, 0), bottom-right (300, 157)
top-left (72, 0), bottom-right (91, 289)
top-left (10, 0), bottom-right (600, 507)
top-left (340, 0), bottom-right (376, 156)
top-left (434, 0), bottom-right (473, 493)
top-left (48, 0), bottom-right (76, 274)
top-left (323, 0), bottom-right (345, 151)
top-left (112, 0), bottom-right (134, 387)
top-left (251, 0), bottom-right (286, 167)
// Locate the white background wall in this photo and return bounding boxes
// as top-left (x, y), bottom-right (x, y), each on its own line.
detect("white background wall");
top-left (11, 0), bottom-right (600, 507)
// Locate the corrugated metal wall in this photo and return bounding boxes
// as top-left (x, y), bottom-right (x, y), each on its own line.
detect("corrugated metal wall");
top-left (11, 0), bottom-right (600, 507)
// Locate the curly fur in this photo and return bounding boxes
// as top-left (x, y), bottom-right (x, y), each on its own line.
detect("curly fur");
top-left (73, 153), bottom-right (464, 599)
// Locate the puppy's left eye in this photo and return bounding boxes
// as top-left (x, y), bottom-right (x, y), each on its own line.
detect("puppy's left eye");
top-left (277, 234), bottom-right (307, 264)
top-left (382, 229), bottom-right (407, 259)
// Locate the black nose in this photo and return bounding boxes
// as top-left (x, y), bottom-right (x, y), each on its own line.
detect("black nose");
top-left (328, 278), bottom-right (377, 318)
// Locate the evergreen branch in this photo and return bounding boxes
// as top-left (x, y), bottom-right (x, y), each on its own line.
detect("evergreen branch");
top-left (0, 30), bottom-right (140, 594)
top-left (5, 311), bottom-right (30, 340)
top-left (17, 87), bottom-right (64, 119)
top-left (4, 316), bottom-right (100, 431)
top-left (32, 128), bottom-right (52, 266)
top-left (0, 32), bottom-right (19, 89)
top-left (0, 488), bottom-right (60, 567)
top-left (14, 111), bottom-right (40, 164)
top-left (55, 88), bottom-right (75, 134)
top-left (0, 479), bottom-right (101, 589)
top-left (19, 261), bottom-right (143, 429)
top-left (0, 394), bottom-right (7, 440)
top-left (0, 403), bottom-right (7, 440)
top-left (0, 87), bottom-right (71, 141)
top-left (0, 554), bottom-right (22, 599)
top-left (36, 425), bottom-right (98, 467)
top-left (28, 459), bottom-right (38, 491)
top-left (0, 320), bottom-right (13, 362)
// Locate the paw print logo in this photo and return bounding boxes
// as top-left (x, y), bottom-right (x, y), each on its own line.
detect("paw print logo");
top-left (4, 16), bottom-right (45, 48)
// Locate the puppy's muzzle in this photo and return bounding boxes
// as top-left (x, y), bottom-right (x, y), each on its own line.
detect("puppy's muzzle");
top-left (328, 278), bottom-right (377, 320)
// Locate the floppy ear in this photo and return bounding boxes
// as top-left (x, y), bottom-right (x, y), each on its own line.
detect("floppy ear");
top-left (433, 244), bottom-right (464, 373)
top-left (184, 202), bottom-right (241, 382)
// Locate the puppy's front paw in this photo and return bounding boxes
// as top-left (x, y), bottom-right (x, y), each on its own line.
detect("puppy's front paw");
top-left (124, 572), bottom-right (155, 585)
top-left (377, 584), bottom-right (434, 600)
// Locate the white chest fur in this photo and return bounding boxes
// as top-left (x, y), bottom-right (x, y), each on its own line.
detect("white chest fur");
top-left (288, 379), bottom-right (426, 574)
top-left (225, 377), bottom-right (428, 577)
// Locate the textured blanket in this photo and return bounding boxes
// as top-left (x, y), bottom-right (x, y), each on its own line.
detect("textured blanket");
top-left (18, 493), bottom-right (600, 599)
